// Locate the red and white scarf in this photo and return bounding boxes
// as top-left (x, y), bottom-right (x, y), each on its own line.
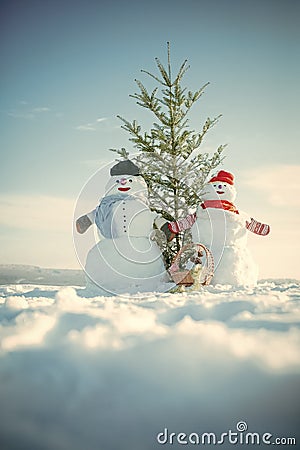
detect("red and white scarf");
top-left (168, 204), bottom-right (270, 236)
top-left (201, 200), bottom-right (239, 214)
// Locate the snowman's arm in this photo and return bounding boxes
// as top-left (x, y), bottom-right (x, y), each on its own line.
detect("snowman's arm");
top-left (76, 209), bottom-right (96, 234)
top-left (154, 216), bottom-right (176, 241)
top-left (168, 213), bottom-right (197, 234)
top-left (245, 217), bottom-right (270, 236)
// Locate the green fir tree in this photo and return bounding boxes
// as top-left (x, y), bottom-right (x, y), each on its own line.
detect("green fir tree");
top-left (111, 43), bottom-right (225, 266)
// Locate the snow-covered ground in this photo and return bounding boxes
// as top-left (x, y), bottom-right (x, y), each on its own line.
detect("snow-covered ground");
top-left (0, 276), bottom-right (299, 449)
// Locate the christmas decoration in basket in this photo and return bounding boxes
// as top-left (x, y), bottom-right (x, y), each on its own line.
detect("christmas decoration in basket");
top-left (168, 243), bottom-right (214, 287)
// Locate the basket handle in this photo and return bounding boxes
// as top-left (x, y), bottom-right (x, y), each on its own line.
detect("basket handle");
top-left (196, 243), bottom-right (214, 286)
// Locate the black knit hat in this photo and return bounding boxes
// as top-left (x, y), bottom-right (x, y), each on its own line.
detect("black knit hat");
top-left (110, 160), bottom-right (141, 176)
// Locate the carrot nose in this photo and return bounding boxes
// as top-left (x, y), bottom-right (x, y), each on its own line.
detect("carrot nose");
top-left (120, 178), bottom-right (127, 185)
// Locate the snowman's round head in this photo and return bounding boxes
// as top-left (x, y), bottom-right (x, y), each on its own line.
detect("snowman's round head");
top-left (104, 159), bottom-right (148, 199)
top-left (201, 170), bottom-right (237, 203)
top-left (105, 174), bottom-right (148, 197)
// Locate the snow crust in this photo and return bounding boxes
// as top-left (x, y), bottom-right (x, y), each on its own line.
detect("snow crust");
top-left (0, 280), bottom-right (299, 449)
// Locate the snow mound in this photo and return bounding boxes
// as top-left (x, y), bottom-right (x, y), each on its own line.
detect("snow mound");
top-left (0, 280), bottom-right (299, 449)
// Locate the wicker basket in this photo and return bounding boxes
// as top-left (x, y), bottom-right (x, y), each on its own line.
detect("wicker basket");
top-left (171, 270), bottom-right (194, 286)
top-left (169, 243), bottom-right (214, 287)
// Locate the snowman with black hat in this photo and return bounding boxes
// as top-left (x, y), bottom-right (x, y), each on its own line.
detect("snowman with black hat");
top-left (76, 160), bottom-right (171, 294)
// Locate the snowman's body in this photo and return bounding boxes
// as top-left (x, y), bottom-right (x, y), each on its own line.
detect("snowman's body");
top-left (192, 205), bottom-right (258, 286)
top-left (191, 177), bottom-right (258, 286)
top-left (84, 172), bottom-right (167, 294)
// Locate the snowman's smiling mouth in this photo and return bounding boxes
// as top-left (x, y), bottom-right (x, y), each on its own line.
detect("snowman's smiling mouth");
top-left (217, 190), bottom-right (224, 194)
top-left (118, 187), bottom-right (131, 192)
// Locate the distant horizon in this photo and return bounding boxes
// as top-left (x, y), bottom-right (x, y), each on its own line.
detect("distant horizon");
top-left (0, 263), bottom-right (299, 284)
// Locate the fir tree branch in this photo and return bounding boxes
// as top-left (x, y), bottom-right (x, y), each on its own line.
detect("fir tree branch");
top-left (155, 57), bottom-right (172, 87)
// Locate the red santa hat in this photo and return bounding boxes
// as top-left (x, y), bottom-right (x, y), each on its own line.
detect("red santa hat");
top-left (209, 170), bottom-right (234, 185)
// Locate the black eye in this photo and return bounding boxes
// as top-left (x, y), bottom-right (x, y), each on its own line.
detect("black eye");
top-left (116, 180), bottom-right (119, 183)
top-left (213, 184), bottom-right (216, 187)
top-left (129, 179), bottom-right (133, 182)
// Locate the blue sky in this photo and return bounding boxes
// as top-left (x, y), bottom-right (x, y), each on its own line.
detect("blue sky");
top-left (0, 0), bottom-right (299, 278)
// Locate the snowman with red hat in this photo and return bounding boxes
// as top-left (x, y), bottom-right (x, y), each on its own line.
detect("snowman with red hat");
top-left (76, 160), bottom-right (170, 294)
top-left (168, 170), bottom-right (270, 286)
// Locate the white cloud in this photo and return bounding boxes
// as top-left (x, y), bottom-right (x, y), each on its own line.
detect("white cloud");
top-left (75, 117), bottom-right (107, 131)
top-left (241, 164), bottom-right (300, 207)
top-left (32, 107), bottom-right (51, 113)
top-left (0, 194), bottom-right (75, 232)
top-left (75, 123), bottom-right (96, 131)
top-left (236, 164), bottom-right (300, 279)
top-left (0, 194), bottom-right (84, 268)
top-left (8, 111), bottom-right (35, 120)
top-left (7, 105), bottom-right (51, 120)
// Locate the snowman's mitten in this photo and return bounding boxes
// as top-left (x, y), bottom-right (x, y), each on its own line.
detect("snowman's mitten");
top-left (154, 217), bottom-right (176, 241)
top-left (160, 222), bottom-right (177, 242)
top-left (245, 218), bottom-right (270, 236)
top-left (76, 214), bottom-right (93, 234)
